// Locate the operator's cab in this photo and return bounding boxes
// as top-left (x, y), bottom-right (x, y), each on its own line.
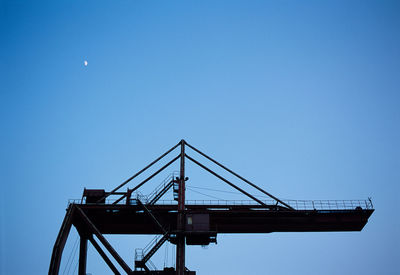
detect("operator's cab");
top-left (82, 188), bottom-right (106, 204)
top-left (185, 214), bottom-right (217, 245)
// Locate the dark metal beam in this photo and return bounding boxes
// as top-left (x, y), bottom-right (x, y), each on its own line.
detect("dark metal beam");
top-left (112, 154), bottom-right (180, 205)
top-left (177, 140), bottom-right (186, 275)
top-left (100, 141), bottom-right (180, 202)
top-left (89, 236), bottom-right (121, 275)
top-left (185, 154), bottom-right (268, 207)
top-left (73, 203), bottom-right (373, 234)
top-left (185, 141), bottom-right (294, 210)
top-left (136, 199), bottom-right (168, 235)
top-left (75, 207), bottom-right (133, 274)
top-left (49, 205), bottom-right (75, 275)
top-left (78, 237), bottom-right (88, 275)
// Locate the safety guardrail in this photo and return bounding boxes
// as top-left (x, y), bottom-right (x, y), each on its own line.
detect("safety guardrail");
top-left (153, 199), bottom-right (373, 210)
top-left (69, 198), bottom-right (373, 210)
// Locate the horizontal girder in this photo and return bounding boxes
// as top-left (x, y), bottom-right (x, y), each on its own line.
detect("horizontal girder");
top-left (71, 203), bottom-right (373, 235)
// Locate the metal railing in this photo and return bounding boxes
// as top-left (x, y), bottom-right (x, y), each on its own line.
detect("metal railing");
top-left (153, 199), bottom-right (373, 210)
top-left (69, 198), bottom-right (373, 210)
top-left (146, 171), bottom-right (178, 203)
top-left (137, 234), bottom-right (164, 260)
top-left (134, 249), bottom-right (157, 270)
top-left (284, 199), bottom-right (374, 210)
top-left (135, 235), bottom-right (163, 270)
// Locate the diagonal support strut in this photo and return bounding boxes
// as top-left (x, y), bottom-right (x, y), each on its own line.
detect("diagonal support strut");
top-left (89, 236), bottom-right (121, 275)
top-left (185, 154), bottom-right (268, 207)
top-left (75, 206), bottom-right (133, 274)
top-left (112, 154), bottom-right (180, 205)
top-left (185, 141), bottom-right (294, 210)
top-left (99, 141), bottom-right (181, 202)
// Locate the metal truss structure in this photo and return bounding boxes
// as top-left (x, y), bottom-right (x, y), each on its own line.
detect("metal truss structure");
top-left (49, 140), bottom-right (374, 275)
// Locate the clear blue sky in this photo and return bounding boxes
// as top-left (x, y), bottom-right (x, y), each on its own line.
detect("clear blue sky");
top-left (1, 0), bottom-right (399, 274)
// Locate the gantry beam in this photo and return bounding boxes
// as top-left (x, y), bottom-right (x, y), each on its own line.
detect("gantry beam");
top-left (70, 203), bottom-right (373, 235)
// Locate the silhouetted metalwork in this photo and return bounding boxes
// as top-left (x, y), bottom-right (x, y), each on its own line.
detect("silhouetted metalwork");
top-left (49, 140), bottom-right (374, 275)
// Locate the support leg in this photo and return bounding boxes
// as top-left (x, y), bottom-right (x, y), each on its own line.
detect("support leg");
top-left (176, 139), bottom-right (186, 275)
top-left (49, 205), bottom-right (75, 275)
top-left (176, 235), bottom-right (185, 275)
top-left (78, 237), bottom-right (88, 275)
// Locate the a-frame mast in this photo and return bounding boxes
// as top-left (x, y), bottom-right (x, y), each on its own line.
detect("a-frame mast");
top-left (177, 139), bottom-right (186, 275)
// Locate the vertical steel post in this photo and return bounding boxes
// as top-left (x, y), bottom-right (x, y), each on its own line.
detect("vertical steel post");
top-left (176, 140), bottom-right (186, 275)
top-left (78, 237), bottom-right (88, 275)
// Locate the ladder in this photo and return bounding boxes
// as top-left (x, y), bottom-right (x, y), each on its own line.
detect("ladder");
top-left (134, 196), bottom-right (171, 271)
